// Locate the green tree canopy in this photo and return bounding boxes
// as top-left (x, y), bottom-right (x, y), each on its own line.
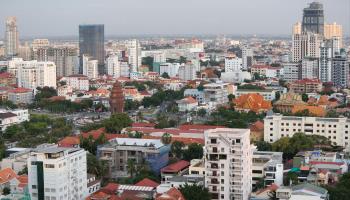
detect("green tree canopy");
top-left (179, 183), bottom-right (211, 200)
top-left (104, 113), bottom-right (132, 133)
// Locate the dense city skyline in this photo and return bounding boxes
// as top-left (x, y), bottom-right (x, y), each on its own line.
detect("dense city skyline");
top-left (0, 0), bottom-right (349, 38)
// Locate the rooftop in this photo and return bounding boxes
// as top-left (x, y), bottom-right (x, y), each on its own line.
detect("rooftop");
top-left (161, 160), bottom-right (190, 173)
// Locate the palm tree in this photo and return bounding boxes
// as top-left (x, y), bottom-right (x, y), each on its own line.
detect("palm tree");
top-left (161, 133), bottom-right (172, 144)
top-left (127, 159), bottom-right (137, 178)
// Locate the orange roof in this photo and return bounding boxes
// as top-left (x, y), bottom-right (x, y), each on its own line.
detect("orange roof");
top-left (177, 96), bottom-right (197, 104)
top-left (0, 168), bottom-right (17, 184)
top-left (100, 183), bottom-right (119, 195)
top-left (249, 121), bottom-right (264, 132)
top-left (292, 105), bottom-right (326, 117)
top-left (234, 93), bottom-right (272, 113)
top-left (135, 178), bottom-right (159, 188)
top-left (8, 87), bottom-right (32, 93)
top-left (17, 175), bottom-right (28, 188)
top-left (81, 128), bottom-right (128, 140)
top-left (293, 78), bottom-right (321, 84)
top-left (132, 122), bottom-right (156, 128)
top-left (58, 136), bottom-right (80, 147)
top-left (156, 187), bottom-right (185, 200)
top-left (0, 72), bottom-right (13, 78)
top-left (161, 160), bottom-right (190, 173)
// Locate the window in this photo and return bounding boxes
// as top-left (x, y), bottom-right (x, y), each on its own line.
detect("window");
top-left (236, 139), bottom-right (241, 143)
top-left (221, 164), bottom-right (225, 168)
top-left (221, 179), bottom-right (224, 184)
top-left (270, 128), bottom-right (273, 131)
top-left (45, 164), bottom-right (55, 168)
top-left (32, 185), bottom-right (37, 189)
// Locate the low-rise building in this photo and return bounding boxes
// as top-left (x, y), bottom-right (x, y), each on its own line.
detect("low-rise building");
top-left (234, 93), bottom-right (272, 113)
top-left (204, 82), bottom-right (229, 108)
top-left (97, 138), bottom-right (170, 178)
top-left (276, 183), bottom-right (329, 200)
top-left (184, 89), bottom-right (205, 104)
top-left (161, 160), bottom-right (190, 183)
top-left (188, 159), bottom-right (205, 176)
top-left (289, 79), bottom-right (322, 94)
top-left (176, 96), bottom-right (198, 112)
top-left (0, 109), bottom-right (29, 131)
top-left (251, 65), bottom-right (283, 78)
top-left (157, 175), bottom-right (204, 194)
top-left (235, 89), bottom-right (276, 101)
top-left (60, 75), bottom-right (89, 91)
top-left (273, 92), bottom-right (307, 113)
top-left (264, 114), bottom-right (350, 150)
top-left (7, 87), bottom-right (33, 104)
top-left (252, 151), bottom-right (284, 188)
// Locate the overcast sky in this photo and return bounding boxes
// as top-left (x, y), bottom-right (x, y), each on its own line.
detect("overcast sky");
top-left (0, 0), bottom-right (349, 37)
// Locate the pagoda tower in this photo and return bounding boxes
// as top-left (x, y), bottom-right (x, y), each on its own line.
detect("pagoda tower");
top-left (109, 81), bottom-right (124, 113)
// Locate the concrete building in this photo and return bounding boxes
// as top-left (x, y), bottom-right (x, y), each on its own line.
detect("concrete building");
top-left (8, 58), bottom-right (57, 92)
top-left (60, 75), bottom-right (89, 91)
top-left (331, 51), bottom-right (349, 88)
top-left (189, 159), bottom-right (205, 176)
top-left (7, 87), bottom-right (33, 104)
top-left (34, 46), bottom-right (79, 77)
top-left (5, 16), bottom-right (19, 57)
top-left (184, 89), bottom-right (205, 104)
top-left (97, 138), bottom-right (170, 178)
top-left (319, 42), bottom-right (332, 82)
top-left (235, 89), bottom-right (276, 101)
top-left (161, 160), bottom-right (190, 183)
top-left (203, 82), bottom-right (229, 108)
top-left (289, 79), bottom-right (322, 94)
top-left (28, 146), bottom-right (88, 200)
top-left (242, 46), bottom-right (254, 70)
top-left (302, 2), bottom-right (324, 35)
top-left (252, 151), bottom-right (283, 188)
top-left (120, 61), bottom-right (130, 77)
top-left (276, 183), bottom-right (328, 200)
top-left (205, 128), bottom-right (253, 200)
top-left (178, 63), bottom-right (196, 81)
top-left (264, 114), bottom-right (350, 150)
top-left (106, 54), bottom-right (120, 78)
top-left (292, 33), bottom-right (321, 62)
top-left (82, 55), bottom-right (98, 79)
top-left (301, 57), bottom-right (319, 79)
top-left (159, 63), bottom-right (180, 78)
top-left (127, 39), bottom-right (142, 73)
top-left (324, 22), bottom-right (343, 47)
top-left (282, 63), bottom-right (300, 82)
top-left (251, 65), bottom-right (283, 78)
top-left (225, 55), bottom-right (242, 72)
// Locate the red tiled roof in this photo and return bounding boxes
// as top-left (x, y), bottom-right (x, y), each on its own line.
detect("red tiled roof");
top-left (100, 183), bottom-right (119, 195)
top-left (132, 122), bottom-right (156, 128)
top-left (0, 168), bottom-right (17, 184)
top-left (81, 128), bottom-right (127, 140)
top-left (8, 87), bottom-right (32, 93)
top-left (309, 161), bottom-right (345, 166)
top-left (293, 78), bottom-right (321, 84)
top-left (0, 72), bottom-right (13, 78)
top-left (58, 136), bottom-right (80, 147)
top-left (179, 124), bottom-right (225, 131)
top-left (17, 175), bottom-right (28, 188)
top-left (249, 121), bottom-right (264, 132)
top-left (234, 93), bottom-right (272, 113)
top-left (161, 160), bottom-right (190, 173)
top-left (156, 187), bottom-right (185, 200)
top-left (135, 178), bottom-right (159, 188)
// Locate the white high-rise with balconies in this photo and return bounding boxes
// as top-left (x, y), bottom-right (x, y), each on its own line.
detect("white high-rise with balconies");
top-left (205, 128), bottom-right (253, 200)
top-left (28, 146), bottom-right (88, 200)
top-left (225, 55), bottom-right (242, 72)
top-left (242, 46), bottom-right (253, 70)
top-left (8, 58), bottom-right (56, 92)
top-left (106, 54), bottom-right (121, 78)
top-left (5, 16), bottom-right (19, 57)
top-left (83, 55), bottom-right (98, 79)
top-left (127, 39), bottom-right (142, 72)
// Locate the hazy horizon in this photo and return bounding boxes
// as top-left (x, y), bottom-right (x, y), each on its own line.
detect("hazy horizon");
top-left (0, 0), bottom-right (349, 38)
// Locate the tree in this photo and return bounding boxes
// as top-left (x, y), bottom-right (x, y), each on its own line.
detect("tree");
top-left (18, 166), bottom-right (28, 175)
top-left (197, 108), bottom-right (207, 117)
top-left (104, 113), bottom-right (132, 133)
top-left (284, 172), bottom-right (298, 186)
top-left (255, 141), bottom-right (272, 151)
top-left (171, 141), bottom-right (185, 158)
top-left (237, 84), bottom-right (265, 90)
top-left (325, 173), bottom-right (350, 200)
top-left (142, 56), bottom-right (154, 67)
top-left (35, 87), bottom-right (57, 101)
top-left (161, 133), bottom-right (172, 144)
top-left (179, 56), bottom-right (187, 64)
top-left (87, 153), bottom-right (108, 178)
top-left (127, 159), bottom-right (137, 178)
top-left (301, 93), bottom-right (309, 102)
top-left (197, 84), bottom-right (204, 91)
top-left (161, 72), bottom-right (170, 79)
top-left (179, 183), bottom-right (211, 200)
top-left (2, 187), bottom-right (10, 195)
top-left (183, 143), bottom-right (203, 161)
top-left (228, 94), bottom-right (235, 102)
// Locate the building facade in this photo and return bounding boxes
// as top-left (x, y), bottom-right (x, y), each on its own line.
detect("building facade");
top-left (331, 52), bottom-right (349, 88)
top-left (5, 16), bottom-right (19, 57)
top-left (204, 128), bottom-right (253, 200)
top-left (302, 2), bottom-right (324, 35)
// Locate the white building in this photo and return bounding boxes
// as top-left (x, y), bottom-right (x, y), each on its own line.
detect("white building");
top-left (282, 63), bottom-right (300, 82)
top-left (60, 75), bottom-right (89, 91)
top-left (8, 58), bottom-right (57, 92)
top-left (235, 89), bottom-right (276, 101)
top-left (242, 46), bottom-right (254, 70)
top-left (5, 16), bottom-right (19, 57)
top-left (159, 63), bottom-right (180, 78)
top-left (204, 82), bottom-right (229, 108)
top-left (57, 85), bottom-right (73, 97)
top-left (120, 61), bottom-right (130, 77)
top-left (106, 54), bottom-right (121, 78)
top-left (319, 42), bottom-right (332, 82)
top-left (264, 114), bottom-right (350, 150)
top-left (127, 39), bottom-right (142, 72)
top-left (184, 89), bottom-right (205, 104)
top-left (220, 71), bottom-right (252, 83)
top-left (178, 63), bottom-right (196, 81)
top-left (28, 146), bottom-right (88, 200)
top-left (225, 55), bottom-right (242, 72)
top-left (252, 151), bottom-right (283, 188)
top-left (251, 65), bottom-right (283, 78)
top-left (83, 55), bottom-right (98, 79)
top-left (276, 183), bottom-right (329, 200)
top-left (153, 51), bottom-right (166, 63)
top-left (205, 128), bottom-right (253, 200)
top-left (292, 32), bottom-right (321, 62)
top-left (301, 58), bottom-right (319, 79)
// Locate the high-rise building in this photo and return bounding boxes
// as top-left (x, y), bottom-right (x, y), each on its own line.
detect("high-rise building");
top-left (302, 2), bottom-right (324, 35)
top-left (293, 22), bottom-right (302, 35)
top-left (331, 51), bottom-right (349, 88)
top-left (35, 47), bottom-right (79, 76)
top-left (178, 62), bottom-right (197, 81)
top-left (5, 16), bottom-right (19, 57)
top-left (204, 128), bottom-right (253, 200)
top-left (31, 39), bottom-right (50, 52)
top-left (18, 42), bottom-right (31, 61)
top-left (242, 46), bottom-right (253, 70)
top-left (79, 24), bottom-right (105, 74)
top-left (324, 22), bottom-right (343, 47)
top-left (127, 39), bottom-right (142, 72)
top-left (282, 63), bottom-right (300, 82)
top-left (159, 63), bottom-right (180, 78)
top-left (109, 81), bottom-right (124, 114)
top-left (319, 42), bottom-right (332, 82)
top-left (301, 57), bottom-right (319, 79)
top-left (8, 58), bottom-right (56, 91)
top-left (106, 54), bottom-right (121, 78)
top-left (225, 55), bottom-right (242, 72)
top-left (82, 55), bottom-right (98, 79)
top-left (28, 146), bottom-right (88, 200)
top-left (292, 33), bottom-right (321, 62)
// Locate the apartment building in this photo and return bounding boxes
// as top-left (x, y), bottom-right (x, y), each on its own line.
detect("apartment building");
top-left (225, 55), bottom-right (242, 72)
top-left (0, 109), bottom-right (29, 131)
top-left (159, 63), bottom-right (180, 78)
top-left (264, 114), bottom-right (350, 150)
top-left (289, 79), bottom-right (322, 94)
top-left (252, 151), bottom-right (283, 188)
top-left (282, 63), bottom-right (299, 82)
top-left (203, 82), bottom-right (229, 107)
top-left (204, 128), bottom-right (253, 200)
top-left (251, 65), bottom-right (283, 78)
top-left (28, 146), bottom-right (88, 200)
top-left (60, 75), bottom-right (89, 91)
top-left (97, 138), bottom-right (170, 178)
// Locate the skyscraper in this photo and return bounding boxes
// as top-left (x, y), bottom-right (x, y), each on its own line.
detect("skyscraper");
top-left (242, 46), bottom-right (254, 70)
top-left (324, 22), bottom-right (343, 47)
top-left (319, 42), bottom-right (332, 82)
top-left (79, 24), bottom-right (105, 74)
top-left (331, 50), bottom-right (349, 88)
top-left (5, 16), bottom-right (19, 57)
top-left (127, 39), bottom-right (142, 73)
top-left (302, 2), bottom-right (324, 35)
top-left (292, 32), bottom-right (321, 62)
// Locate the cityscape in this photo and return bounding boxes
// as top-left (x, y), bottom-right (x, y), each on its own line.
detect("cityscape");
top-left (0, 1), bottom-right (350, 200)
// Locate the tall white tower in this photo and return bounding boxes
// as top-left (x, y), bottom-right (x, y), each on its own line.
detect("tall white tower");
top-left (127, 39), bottom-right (142, 72)
top-left (5, 16), bottom-right (19, 57)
